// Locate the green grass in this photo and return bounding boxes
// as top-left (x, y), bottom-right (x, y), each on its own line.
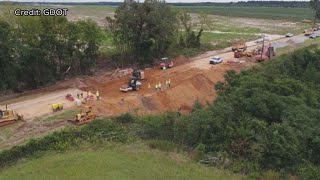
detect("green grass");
top-left (201, 32), bottom-right (259, 49)
top-left (175, 6), bottom-right (314, 21)
top-left (0, 143), bottom-right (244, 180)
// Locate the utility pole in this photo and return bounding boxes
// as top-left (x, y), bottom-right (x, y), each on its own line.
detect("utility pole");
top-left (260, 35), bottom-right (265, 61)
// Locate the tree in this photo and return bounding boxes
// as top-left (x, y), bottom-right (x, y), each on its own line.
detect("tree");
top-left (177, 11), bottom-right (212, 48)
top-left (310, 0), bottom-right (320, 24)
top-left (106, 0), bottom-right (177, 63)
top-left (0, 20), bottom-right (17, 91)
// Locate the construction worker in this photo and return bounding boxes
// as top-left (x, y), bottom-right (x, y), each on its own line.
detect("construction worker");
top-left (165, 80), bottom-right (169, 88)
top-left (168, 79), bottom-right (171, 88)
top-left (96, 91), bottom-right (100, 100)
top-left (158, 82), bottom-right (162, 91)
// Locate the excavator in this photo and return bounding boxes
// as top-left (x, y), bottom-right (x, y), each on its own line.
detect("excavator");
top-left (68, 106), bottom-right (96, 125)
top-left (0, 107), bottom-right (24, 127)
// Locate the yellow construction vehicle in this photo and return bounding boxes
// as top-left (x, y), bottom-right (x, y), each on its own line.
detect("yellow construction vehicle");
top-left (232, 41), bottom-right (247, 52)
top-left (69, 106), bottom-right (96, 125)
top-left (0, 108), bottom-right (24, 127)
top-left (304, 29), bottom-right (314, 36)
top-left (52, 103), bottom-right (63, 112)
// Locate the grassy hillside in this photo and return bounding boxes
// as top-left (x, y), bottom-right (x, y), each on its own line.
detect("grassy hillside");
top-left (0, 143), bottom-right (242, 180)
top-left (175, 6), bottom-right (313, 21)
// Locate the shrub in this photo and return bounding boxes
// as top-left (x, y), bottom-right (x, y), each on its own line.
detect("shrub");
top-left (114, 113), bottom-right (135, 124)
top-left (148, 140), bottom-right (176, 152)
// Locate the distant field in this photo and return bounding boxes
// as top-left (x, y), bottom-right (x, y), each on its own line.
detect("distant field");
top-left (0, 143), bottom-right (243, 180)
top-left (175, 6), bottom-right (313, 21)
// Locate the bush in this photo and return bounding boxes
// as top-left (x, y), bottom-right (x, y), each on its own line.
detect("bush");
top-left (114, 113), bottom-right (135, 124)
top-left (148, 140), bottom-right (176, 152)
top-left (194, 143), bottom-right (206, 160)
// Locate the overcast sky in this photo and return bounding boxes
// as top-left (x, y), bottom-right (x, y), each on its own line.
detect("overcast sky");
top-left (0, 0), bottom-right (310, 2)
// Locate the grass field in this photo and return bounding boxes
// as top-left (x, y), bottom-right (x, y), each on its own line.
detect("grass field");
top-left (201, 32), bottom-right (258, 49)
top-left (175, 6), bottom-right (313, 21)
top-left (0, 143), bottom-right (244, 180)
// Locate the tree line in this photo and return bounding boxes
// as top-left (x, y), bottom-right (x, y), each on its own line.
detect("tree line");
top-left (0, 12), bottom-right (101, 92)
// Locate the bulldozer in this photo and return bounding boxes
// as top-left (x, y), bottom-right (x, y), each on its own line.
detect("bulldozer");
top-left (232, 41), bottom-right (247, 52)
top-left (69, 106), bottom-right (96, 125)
top-left (0, 108), bottom-right (24, 127)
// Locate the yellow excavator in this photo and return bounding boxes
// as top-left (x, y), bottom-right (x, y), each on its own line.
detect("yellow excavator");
top-left (68, 106), bottom-right (96, 125)
top-left (0, 107), bottom-right (24, 127)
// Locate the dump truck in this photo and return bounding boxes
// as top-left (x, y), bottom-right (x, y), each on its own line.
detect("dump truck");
top-left (132, 69), bottom-right (145, 80)
top-left (68, 106), bottom-right (96, 125)
top-left (120, 77), bottom-right (142, 92)
top-left (51, 103), bottom-right (63, 112)
top-left (313, 25), bottom-right (320, 31)
top-left (0, 108), bottom-right (24, 127)
top-left (159, 57), bottom-right (174, 69)
top-left (302, 19), bottom-right (312, 23)
top-left (234, 48), bottom-right (259, 58)
top-left (231, 41), bottom-right (247, 52)
top-left (304, 29), bottom-right (314, 36)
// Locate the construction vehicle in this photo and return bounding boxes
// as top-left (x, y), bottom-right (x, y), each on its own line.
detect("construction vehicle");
top-left (231, 41), bottom-right (247, 52)
top-left (132, 69), bottom-right (145, 80)
top-left (65, 94), bottom-right (74, 101)
top-left (51, 103), bottom-right (63, 112)
top-left (159, 57), bottom-right (174, 69)
top-left (69, 106), bottom-right (96, 125)
top-left (0, 108), bottom-right (24, 127)
top-left (313, 25), bottom-right (320, 31)
top-left (234, 48), bottom-right (259, 58)
top-left (255, 43), bottom-right (276, 62)
top-left (302, 19), bottom-right (312, 23)
top-left (304, 29), bottom-right (314, 36)
top-left (120, 77), bottom-right (142, 92)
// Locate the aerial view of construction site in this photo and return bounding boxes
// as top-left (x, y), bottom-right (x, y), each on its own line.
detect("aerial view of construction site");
top-left (0, 0), bottom-right (319, 179)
